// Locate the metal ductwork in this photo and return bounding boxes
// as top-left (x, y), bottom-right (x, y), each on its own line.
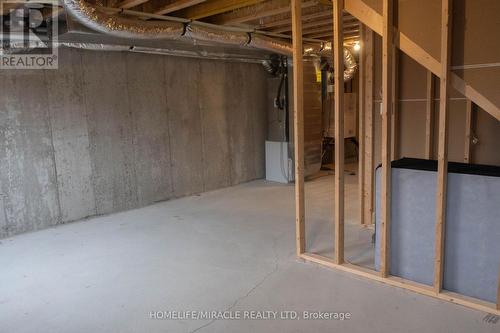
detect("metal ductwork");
top-left (61, 0), bottom-right (357, 80)
top-left (313, 43), bottom-right (358, 82)
top-left (63, 0), bottom-right (184, 39)
top-left (185, 24), bottom-right (250, 46)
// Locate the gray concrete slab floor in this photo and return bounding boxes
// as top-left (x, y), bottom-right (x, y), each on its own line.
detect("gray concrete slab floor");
top-left (0, 175), bottom-right (497, 333)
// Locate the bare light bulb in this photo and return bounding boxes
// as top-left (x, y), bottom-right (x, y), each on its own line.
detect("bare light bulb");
top-left (353, 42), bottom-right (361, 51)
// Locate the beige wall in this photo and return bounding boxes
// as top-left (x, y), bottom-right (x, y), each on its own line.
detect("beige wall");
top-left (370, 50), bottom-right (500, 166)
top-left (362, 1), bottom-right (500, 166)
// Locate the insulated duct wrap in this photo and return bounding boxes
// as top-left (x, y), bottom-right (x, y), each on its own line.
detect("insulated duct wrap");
top-left (312, 42), bottom-right (358, 82)
top-left (185, 24), bottom-right (250, 46)
top-left (249, 34), bottom-right (292, 55)
top-left (53, 42), bottom-right (264, 63)
top-left (61, 0), bottom-right (357, 80)
top-left (59, 42), bottom-right (131, 52)
top-left (342, 47), bottom-right (357, 82)
top-left (63, 0), bottom-right (184, 39)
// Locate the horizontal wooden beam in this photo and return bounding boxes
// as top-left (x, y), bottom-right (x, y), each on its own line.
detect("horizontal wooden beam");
top-left (117, 0), bottom-right (150, 9)
top-left (272, 16), bottom-right (359, 34)
top-left (301, 253), bottom-right (500, 316)
top-left (171, 0), bottom-right (265, 20)
top-left (303, 25), bottom-right (333, 35)
top-left (272, 17), bottom-right (332, 33)
top-left (344, 0), bottom-right (500, 121)
top-left (307, 31), bottom-right (359, 39)
top-left (210, 0), bottom-right (319, 25)
top-left (304, 26), bottom-right (359, 37)
top-left (153, 0), bottom-right (207, 15)
top-left (259, 10), bottom-right (332, 29)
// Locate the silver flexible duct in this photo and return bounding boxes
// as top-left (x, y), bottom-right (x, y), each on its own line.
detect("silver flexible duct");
top-left (63, 0), bottom-right (184, 39)
top-left (318, 42), bottom-right (357, 82)
top-left (60, 42), bottom-right (265, 63)
top-left (61, 0), bottom-right (357, 80)
top-left (249, 34), bottom-right (292, 55)
top-left (185, 24), bottom-right (250, 46)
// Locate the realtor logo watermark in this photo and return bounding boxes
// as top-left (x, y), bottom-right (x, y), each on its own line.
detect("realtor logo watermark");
top-left (0, 0), bottom-right (58, 69)
top-left (149, 310), bottom-right (352, 321)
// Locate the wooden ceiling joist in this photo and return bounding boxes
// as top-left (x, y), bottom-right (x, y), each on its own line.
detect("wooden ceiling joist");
top-left (271, 17), bottom-right (332, 33)
top-left (269, 15), bottom-right (358, 33)
top-left (169, 0), bottom-right (266, 20)
top-left (117, 0), bottom-right (151, 9)
top-left (306, 32), bottom-right (359, 40)
top-left (303, 25), bottom-right (334, 35)
top-left (153, 0), bottom-right (207, 15)
top-left (258, 10), bottom-right (332, 29)
top-left (304, 26), bottom-right (359, 37)
top-left (259, 9), bottom-right (354, 29)
top-left (209, 0), bottom-right (320, 25)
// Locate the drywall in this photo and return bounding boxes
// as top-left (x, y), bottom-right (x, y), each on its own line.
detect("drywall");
top-left (0, 48), bottom-right (268, 238)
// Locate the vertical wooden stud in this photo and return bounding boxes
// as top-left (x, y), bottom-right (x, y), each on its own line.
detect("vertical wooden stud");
top-left (425, 71), bottom-right (435, 159)
top-left (333, 0), bottom-right (345, 264)
top-left (434, 0), bottom-right (453, 294)
top-left (380, 0), bottom-right (393, 278)
top-left (363, 28), bottom-right (375, 226)
top-left (292, 0), bottom-right (305, 256)
top-left (391, 46), bottom-right (399, 160)
top-left (464, 99), bottom-right (473, 163)
top-left (358, 24), bottom-right (365, 225)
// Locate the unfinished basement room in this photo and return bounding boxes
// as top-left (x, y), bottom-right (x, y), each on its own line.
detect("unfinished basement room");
top-left (0, 0), bottom-right (499, 332)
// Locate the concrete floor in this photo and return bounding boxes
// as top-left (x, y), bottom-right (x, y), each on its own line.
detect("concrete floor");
top-left (0, 175), bottom-right (497, 333)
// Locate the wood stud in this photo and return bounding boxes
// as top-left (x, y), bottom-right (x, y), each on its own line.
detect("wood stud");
top-left (425, 71), bottom-right (435, 159)
top-left (292, 0), bottom-right (305, 256)
top-left (358, 24), bottom-right (365, 225)
top-left (294, 0), bottom-right (500, 317)
top-left (333, 0), bottom-right (345, 265)
top-left (380, 0), bottom-right (393, 278)
top-left (363, 27), bottom-right (375, 226)
top-left (464, 100), bottom-right (473, 163)
top-left (391, 47), bottom-right (399, 160)
top-left (433, 0), bottom-right (453, 294)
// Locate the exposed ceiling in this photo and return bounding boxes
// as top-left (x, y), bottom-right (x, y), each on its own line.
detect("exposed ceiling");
top-left (41, 0), bottom-right (361, 45)
top-left (116, 0), bottom-right (360, 43)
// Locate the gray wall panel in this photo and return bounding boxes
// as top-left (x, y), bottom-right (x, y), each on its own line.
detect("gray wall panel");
top-left (375, 165), bottom-right (500, 303)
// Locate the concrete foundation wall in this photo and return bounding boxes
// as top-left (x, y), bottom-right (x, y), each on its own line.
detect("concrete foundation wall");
top-left (0, 48), bottom-right (268, 238)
